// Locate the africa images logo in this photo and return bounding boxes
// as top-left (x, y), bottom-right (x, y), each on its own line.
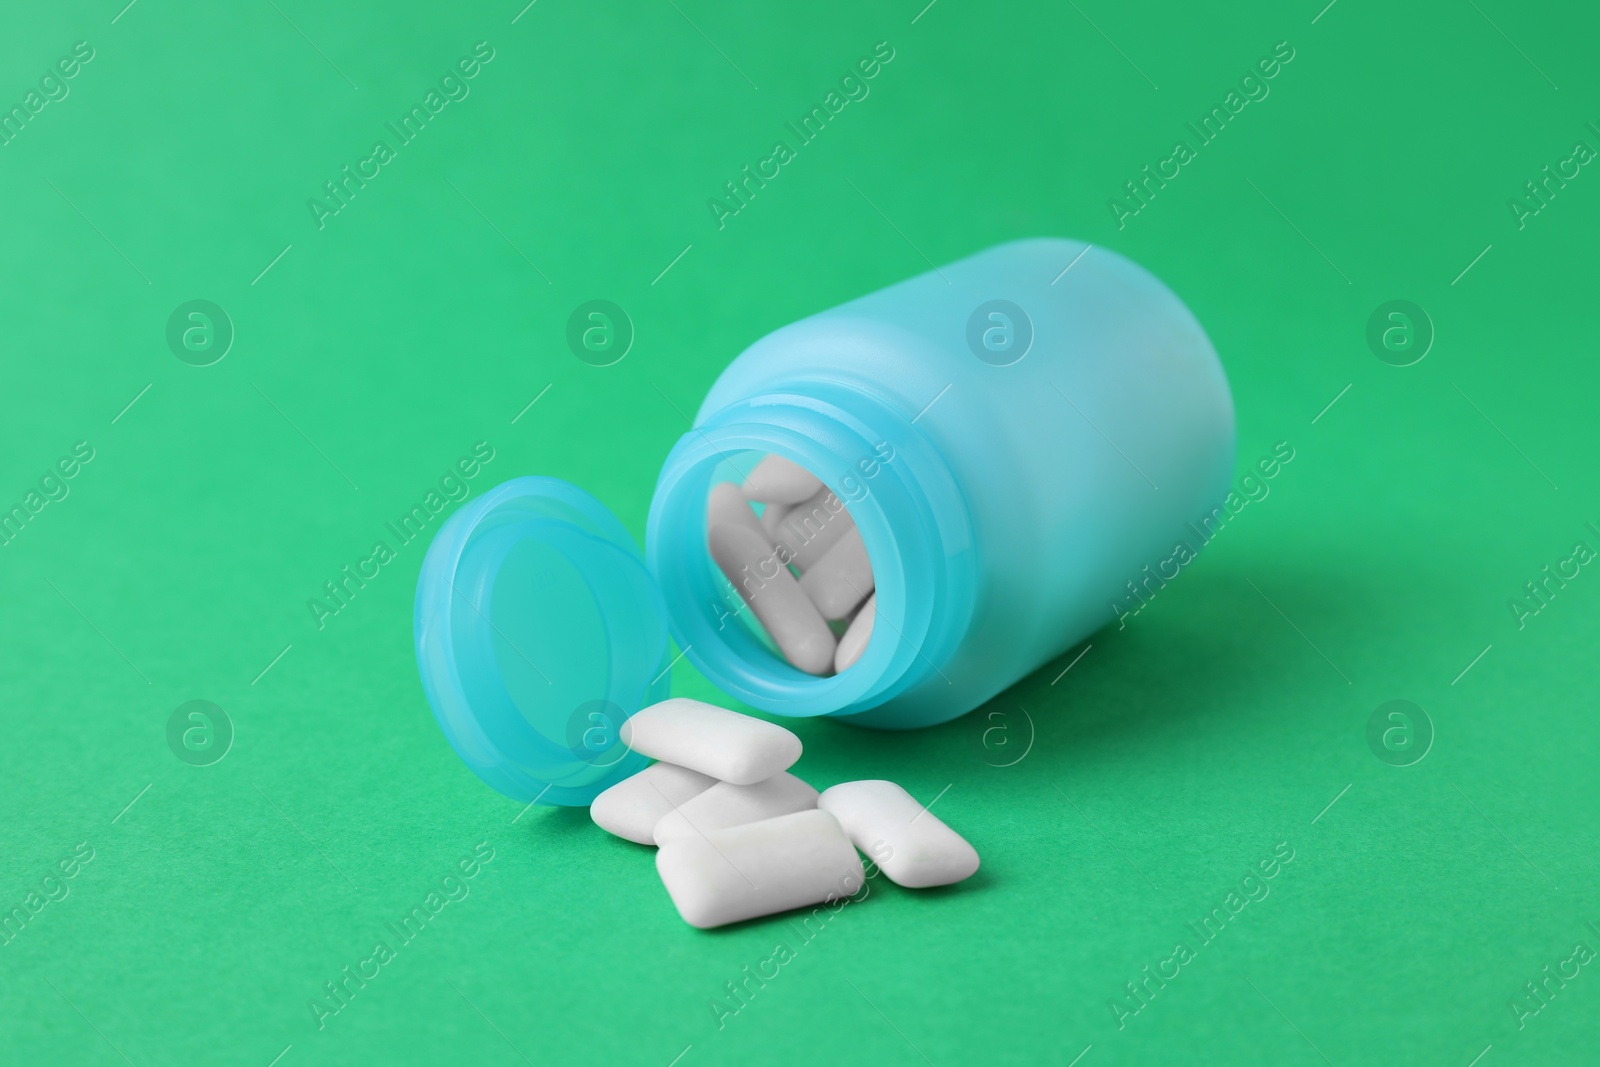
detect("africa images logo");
top-left (706, 40), bottom-right (896, 230)
top-left (1107, 41), bottom-right (1296, 229)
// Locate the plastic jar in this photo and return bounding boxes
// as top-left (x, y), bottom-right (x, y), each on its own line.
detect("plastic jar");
top-left (415, 237), bottom-right (1234, 805)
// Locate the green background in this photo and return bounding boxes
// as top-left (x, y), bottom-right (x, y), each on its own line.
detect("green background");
top-left (3, 0), bottom-right (1597, 1063)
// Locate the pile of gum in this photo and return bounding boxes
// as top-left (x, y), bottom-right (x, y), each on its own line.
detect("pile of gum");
top-left (590, 698), bottom-right (979, 928)
top-left (708, 455), bottom-right (876, 675)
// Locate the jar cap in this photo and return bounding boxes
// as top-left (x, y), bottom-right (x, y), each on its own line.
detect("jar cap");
top-left (414, 477), bottom-right (670, 806)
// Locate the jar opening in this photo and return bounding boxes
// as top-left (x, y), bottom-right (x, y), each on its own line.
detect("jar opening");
top-left (646, 382), bottom-right (976, 720)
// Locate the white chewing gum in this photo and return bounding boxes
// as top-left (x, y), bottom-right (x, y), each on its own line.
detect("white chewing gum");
top-left (758, 501), bottom-right (793, 538)
top-left (741, 455), bottom-right (824, 505)
top-left (798, 527), bottom-right (874, 620)
top-left (708, 523), bottom-right (836, 674)
top-left (655, 809), bottom-right (864, 929)
top-left (620, 698), bottom-right (802, 785)
top-left (707, 480), bottom-right (766, 539)
top-left (818, 780), bottom-right (979, 888)
top-left (773, 487), bottom-right (855, 573)
top-left (590, 761), bottom-right (716, 845)
top-left (834, 594), bottom-right (875, 672)
top-left (652, 772), bottom-right (819, 846)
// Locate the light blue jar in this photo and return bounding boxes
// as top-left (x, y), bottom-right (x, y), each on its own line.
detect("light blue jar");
top-left (416, 238), bottom-right (1235, 805)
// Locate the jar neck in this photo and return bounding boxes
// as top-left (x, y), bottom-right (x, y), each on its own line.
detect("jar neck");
top-left (645, 379), bottom-right (976, 718)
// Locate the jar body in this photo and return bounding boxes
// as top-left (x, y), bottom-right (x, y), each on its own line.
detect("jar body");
top-left (655, 237), bottom-right (1235, 729)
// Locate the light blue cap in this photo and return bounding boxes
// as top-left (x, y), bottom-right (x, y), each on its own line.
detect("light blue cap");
top-left (413, 477), bottom-right (671, 806)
